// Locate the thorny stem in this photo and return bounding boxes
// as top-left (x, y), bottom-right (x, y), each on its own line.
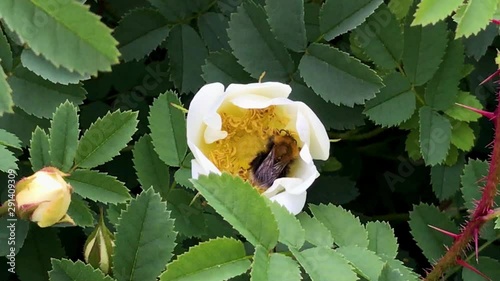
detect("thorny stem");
top-left (442, 233), bottom-right (500, 280)
top-left (423, 74), bottom-right (500, 280)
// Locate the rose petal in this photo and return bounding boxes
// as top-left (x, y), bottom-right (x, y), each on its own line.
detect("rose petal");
top-left (188, 140), bottom-right (221, 178)
top-left (32, 189), bottom-right (71, 227)
top-left (16, 173), bottom-right (66, 205)
top-left (296, 102), bottom-right (330, 160)
top-left (187, 83), bottom-right (226, 145)
top-left (294, 107), bottom-right (311, 148)
top-left (226, 82), bottom-right (291, 100)
top-left (203, 113), bottom-right (228, 144)
top-left (231, 95), bottom-right (292, 109)
top-left (269, 191), bottom-right (307, 215)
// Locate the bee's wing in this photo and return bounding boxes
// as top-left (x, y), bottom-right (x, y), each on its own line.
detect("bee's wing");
top-left (253, 148), bottom-right (289, 188)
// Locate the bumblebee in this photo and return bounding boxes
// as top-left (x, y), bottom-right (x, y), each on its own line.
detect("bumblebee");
top-left (249, 130), bottom-right (300, 189)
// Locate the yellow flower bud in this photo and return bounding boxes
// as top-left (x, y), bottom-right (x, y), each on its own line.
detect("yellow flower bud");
top-left (15, 167), bottom-right (74, 228)
top-left (84, 211), bottom-right (114, 274)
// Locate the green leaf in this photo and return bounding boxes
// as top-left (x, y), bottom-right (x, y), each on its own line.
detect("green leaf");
top-left (20, 49), bottom-right (90, 85)
top-left (304, 3), bottom-right (321, 42)
top-left (251, 246), bottom-right (301, 281)
top-left (464, 24), bottom-right (498, 60)
top-left (167, 189), bottom-right (207, 238)
top-left (0, 217), bottom-right (29, 256)
top-left (402, 21), bottom-right (448, 86)
top-left (227, 1), bottom-right (294, 81)
top-left (461, 159), bottom-right (498, 212)
top-left (444, 92), bottom-right (482, 122)
top-left (132, 134), bottom-right (170, 198)
top-left (0, 65), bottom-right (13, 116)
top-left (166, 24), bottom-right (207, 94)
top-left (310, 204), bottom-right (369, 248)
top-left (114, 188), bottom-right (176, 281)
top-left (146, 0), bottom-right (212, 22)
top-left (412, 0), bottom-right (463, 26)
top-left (0, 128), bottom-right (21, 149)
top-left (0, 146), bottom-right (17, 172)
top-left (319, 0), bottom-right (383, 41)
top-left (191, 173), bottom-right (279, 250)
top-left (148, 91), bottom-right (187, 167)
top-left (462, 257), bottom-right (500, 281)
top-left (363, 72), bottom-right (416, 127)
top-left (0, 26), bottom-right (13, 71)
top-left (202, 51), bottom-right (253, 85)
top-left (16, 227), bottom-right (64, 281)
top-left (336, 246), bottom-right (385, 281)
top-left (0, 0), bottom-right (119, 75)
top-left (160, 237), bottom-right (250, 281)
top-left (456, 0), bottom-right (497, 38)
top-left (265, 0), bottom-right (306, 52)
top-left (297, 213), bottom-right (334, 247)
top-left (424, 38), bottom-right (464, 111)
top-left (419, 106), bottom-right (452, 166)
top-left (366, 221), bottom-right (398, 259)
top-left (49, 259), bottom-right (114, 281)
top-left (174, 168), bottom-right (195, 190)
top-left (67, 170), bottom-right (131, 204)
top-left (431, 156), bottom-right (465, 200)
top-left (378, 264), bottom-right (404, 281)
top-left (75, 110), bottom-right (138, 168)
top-left (29, 126), bottom-right (51, 171)
top-left (114, 8), bottom-right (169, 62)
top-left (405, 128), bottom-right (421, 161)
top-left (67, 194), bottom-right (94, 227)
top-left (290, 80), bottom-right (366, 130)
top-left (0, 107), bottom-right (49, 146)
top-left (451, 121), bottom-right (475, 151)
top-left (409, 203), bottom-right (459, 263)
top-left (379, 255), bottom-right (420, 281)
top-left (197, 12), bottom-right (231, 52)
top-left (291, 247), bottom-right (357, 281)
top-left (307, 176), bottom-right (359, 205)
top-left (388, 0), bottom-right (413, 20)
top-left (299, 43), bottom-right (383, 107)
top-left (352, 4), bottom-right (403, 69)
top-left (49, 101), bottom-right (79, 172)
top-left (8, 67), bottom-right (87, 119)
top-left (266, 200), bottom-right (305, 249)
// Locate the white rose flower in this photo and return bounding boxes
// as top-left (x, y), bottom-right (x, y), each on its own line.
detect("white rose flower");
top-left (187, 82), bottom-right (330, 214)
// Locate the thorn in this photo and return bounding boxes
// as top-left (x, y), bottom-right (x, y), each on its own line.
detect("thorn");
top-left (474, 228), bottom-right (479, 263)
top-left (456, 259), bottom-right (492, 281)
top-left (455, 103), bottom-right (496, 120)
top-left (480, 69), bottom-right (500, 85)
top-left (428, 225), bottom-right (459, 239)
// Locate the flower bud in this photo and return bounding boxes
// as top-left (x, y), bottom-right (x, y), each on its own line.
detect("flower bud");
top-left (15, 167), bottom-right (74, 227)
top-left (84, 212), bottom-right (114, 274)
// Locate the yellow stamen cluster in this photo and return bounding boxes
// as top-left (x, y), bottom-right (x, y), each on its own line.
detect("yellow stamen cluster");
top-left (202, 104), bottom-right (290, 181)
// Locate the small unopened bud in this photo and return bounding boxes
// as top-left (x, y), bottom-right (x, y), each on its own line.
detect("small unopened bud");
top-left (15, 167), bottom-right (74, 227)
top-left (84, 210), bottom-right (114, 274)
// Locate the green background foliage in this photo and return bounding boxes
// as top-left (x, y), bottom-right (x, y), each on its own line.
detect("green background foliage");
top-left (1, 0), bottom-right (500, 280)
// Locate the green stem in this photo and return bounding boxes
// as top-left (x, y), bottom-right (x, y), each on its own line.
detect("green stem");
top-left (329, 127), bottom-right (386, 141)
top-left (0, 201), bottom-right (11, 217)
